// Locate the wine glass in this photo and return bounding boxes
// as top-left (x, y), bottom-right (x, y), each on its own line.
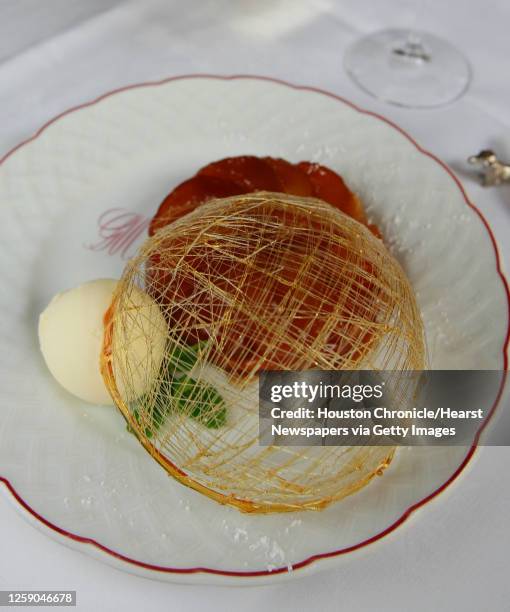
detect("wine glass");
top-left (344, 28), bottom-right (471, 108)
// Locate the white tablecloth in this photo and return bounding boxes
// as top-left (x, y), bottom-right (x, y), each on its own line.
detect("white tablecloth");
top-left (1, 1), bottom-right (509, 610)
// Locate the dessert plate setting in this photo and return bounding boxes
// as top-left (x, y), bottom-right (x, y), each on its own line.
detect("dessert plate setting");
top-left (0, 75), bottom-right (508, 585)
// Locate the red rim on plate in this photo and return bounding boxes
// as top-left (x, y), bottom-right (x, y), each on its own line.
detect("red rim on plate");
top-left (1, 75), bottom-right (509, 579)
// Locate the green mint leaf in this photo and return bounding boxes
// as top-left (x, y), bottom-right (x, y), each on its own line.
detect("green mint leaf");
top-left (126, 340), bottom-right (227, 436)
top-left (166, 340), bottom-right (208, 374)
top-left (171, 375), bottom-right (226, 429)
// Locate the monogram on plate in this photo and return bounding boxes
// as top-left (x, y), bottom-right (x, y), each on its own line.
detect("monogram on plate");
top-left (85, 208), bottom-right (150, 260)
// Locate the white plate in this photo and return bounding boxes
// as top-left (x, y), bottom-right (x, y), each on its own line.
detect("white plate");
top-left (0, 75), bottom-right (508, 585)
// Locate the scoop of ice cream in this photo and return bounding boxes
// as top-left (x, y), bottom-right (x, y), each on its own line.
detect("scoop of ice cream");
top-left (38, 278), bottom-right (167, 405)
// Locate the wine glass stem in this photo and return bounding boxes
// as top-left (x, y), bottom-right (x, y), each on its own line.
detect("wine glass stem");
top-left (393, 32), bottom-right (431, 62)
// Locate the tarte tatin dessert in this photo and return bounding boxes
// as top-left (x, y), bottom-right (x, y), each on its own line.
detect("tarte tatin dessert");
top-left (40, 155), bottom-right (425, 513)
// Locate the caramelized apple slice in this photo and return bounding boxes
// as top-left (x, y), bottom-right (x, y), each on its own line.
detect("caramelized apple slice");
top-left (149, 175), bottom-right (248, 236)
top-left (198, 155), bottom-right (281, 191)
top-left (150, 156), bottom-right (380, 240)
top-left (297, 161), bottom-right (367, 225)
top-left (263, 157), bottom-right (314, 197)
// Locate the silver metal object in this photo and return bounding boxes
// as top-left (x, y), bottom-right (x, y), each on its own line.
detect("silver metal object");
top-left (468, 150), bottom-right (510, 186)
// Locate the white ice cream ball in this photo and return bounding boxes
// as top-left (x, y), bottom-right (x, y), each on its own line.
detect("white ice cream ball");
top-left (38, 278), bottom-right (167, 405)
